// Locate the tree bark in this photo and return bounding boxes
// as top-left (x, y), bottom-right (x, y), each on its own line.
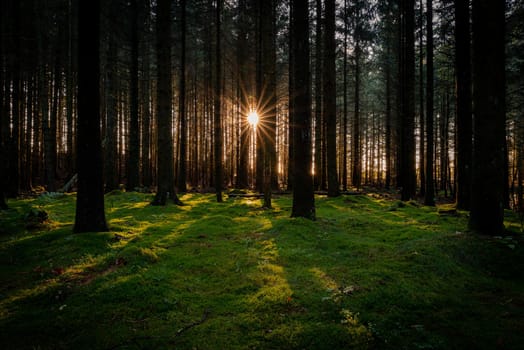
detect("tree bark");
top-left (291, 0), bottom-right (315, 219)
top-left (74, 0), bottom-right (108, 232)
top-left (469, 0), bottom-right (506, 234)
top-left (177, 0), bottom-right (188, 193)
top-left (314, 0), bottom-right (322, 190)
top-left (424, 0), bottom-right (435, 206)
top-left (400, 0), bottom-right (417, 201)
top-left (127, 0), bottom-right (140, 191)
top-left (214, 0), bottom-right (223, 202)
top-left (324, 0), bottom-right (339, 197)
top-left (152, 0), bottom-right (182, 206)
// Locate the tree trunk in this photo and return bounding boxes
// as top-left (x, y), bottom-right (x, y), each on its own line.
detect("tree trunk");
top-left (127, 0), bottom-right (140, 191)
top-left (424, 0), bottom-right (435, 206)
top-left (177, 0), bottom-right (188, 193)
top-left (291, 0), bottom-right (315, 219)
top-left (418, 0), bottom-right (426, 197)
top-left (74, 0), bottom-right (108, 232)
top-left (214, 0), bottom-right (223, 202)
top-left (152, 0), bottom-right (182, 206)
top-left (314, 0), bottom-right (322, 190)
top-left (342, 0), bottom-right (348, 191)
top-left (400, 0), bottom-right (417, 201)
top-left (104, 28), bottom-right (119, 192)
top-left (469, 0), bottom-right (506, 234)
top-left (287, 3), bottom-right (295, 192)
top-left (236, 0), bottom-right (249, 189)
top-left (324, 0), bottom-right (339, 197)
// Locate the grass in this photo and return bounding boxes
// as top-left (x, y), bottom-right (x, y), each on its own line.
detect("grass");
top-left (0, 192), bottom-right (523, 349)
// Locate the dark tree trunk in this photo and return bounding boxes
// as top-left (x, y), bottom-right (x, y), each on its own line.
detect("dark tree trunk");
top-left (291, 0), bottom-right (315, 219)
top-left (140, 0), bottom-right (152, 188)
top-left (352, 29), bottom-right (362, 189)
top-left (104, 29), bottom-right (119, 192)
top-left (287, 4), bottom-right (295, 192)
top-left (342, 0), bottom-right (348, 191)
top-left (400, 0), bottom-right (417, 201)
top-left (385, 2), bottom-right (393, 190)
top-left (74, 0), bottom-right (108, 233)
top-left (152, 0), bottom-right (182, 206)
top-left (424, 0), bottom-right (435, 206)
top-left (127, 0), bottom-right (140, 191)
top-left (177, 0), bottom-right (188, 193)
top-left (324, 0), bottom-right (339, 197)
top-left (469, 0), bottom-right (506, 234)
top-left (236, 0), bottom-right (249, 189)
top-left (418, 0), bottom-right (425, 197)
top-left (314, 0), bottom-right (322, 190)
top-left (0, 1), bottom-right (8, 208)
top-left (66, 0), bottom-right (76, 177)
top-left (214, 0), bottom-right (223, 202)
top-left (256, 0), bottom-right (277, 205)
top-left (454, 0), bottom-right (472, 210)
top-left (8, 0), bottom-right (21, 198)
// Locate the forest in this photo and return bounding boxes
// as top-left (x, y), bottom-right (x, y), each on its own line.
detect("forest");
top-left (1, 0), bottom-right (523, 349)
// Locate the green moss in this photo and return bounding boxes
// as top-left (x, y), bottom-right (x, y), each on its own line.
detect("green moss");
top-left (0, 193), bottom-right (523, 349)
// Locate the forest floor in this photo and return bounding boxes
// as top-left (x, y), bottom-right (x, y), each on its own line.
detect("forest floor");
top-left (1, 191), bottom-right (523, 349)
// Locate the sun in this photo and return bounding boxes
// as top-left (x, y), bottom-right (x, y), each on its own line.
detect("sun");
top-left (247, 110), bottom-right (259, 128)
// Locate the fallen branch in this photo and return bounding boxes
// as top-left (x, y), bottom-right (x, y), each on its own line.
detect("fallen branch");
top-left (60, 174), bottom-right (78, 193)
top-left (176, 309), bottom-right (211, 336)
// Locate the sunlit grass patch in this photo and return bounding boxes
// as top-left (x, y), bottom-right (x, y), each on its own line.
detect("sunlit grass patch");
top-left (0, 192), bottom-right (523, 349)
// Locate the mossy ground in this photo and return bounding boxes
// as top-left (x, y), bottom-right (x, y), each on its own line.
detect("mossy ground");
top-left (1, 192), bottom-right (523, 349)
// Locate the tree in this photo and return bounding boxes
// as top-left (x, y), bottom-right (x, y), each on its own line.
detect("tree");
top-left (152, 0), bottom-right (182, 206)
top-left (177, 0), bottom-right (188, 193)
top-left (214, 0), bottom-right (223, 203)
top-left (399, 0), bottom-right (417, 201)
top-left (313, 0), bottom-right (323, 190)
top-left (291, 0), bottom-right (315, 219)
top-left (454, 0), bottom-right (472, 210)
top-left (127, 0), bottom-right (140, 191)
top-left (469, 0), bottom-right (506, 234)
top-left (74, 0), bottom-right (108, 233)
top-left (0, 0), bottom-right (8, 209)
top-left (255, 0), bottom-right (277, 207)
top-left (342, 0), bottom-right (349, 192)
top-left (424, 0), bottom-right (435, 206)
top-left (324, 0), bottom-right (340, 197)
top-left (236, 0), bottom-right (249, 189)
top-left (418, 0), bottom-right (425, 197)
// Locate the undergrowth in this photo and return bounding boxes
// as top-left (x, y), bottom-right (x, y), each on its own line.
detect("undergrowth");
top-left (0, 192), bottom-right (522, 349)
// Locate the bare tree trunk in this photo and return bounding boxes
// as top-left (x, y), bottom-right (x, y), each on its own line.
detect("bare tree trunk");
top-left (74, 0), bottom-right (108, 232)
top-left (400, 0), bottom-right (417, 201)
top-left (127, 0), bottom-right (140, 191)
top-left (214, 0), bottom-right (223, 202)
top-left (469, 0), bottom-right (506, 234)
top-left (424, 0), bottom-right (435, 206)
top-left (152, 0), bottom-right (182, 206)
top-left (324, 0), bottom-right (339, 197)
top-left (291, 0), bottom-right (315, 219)
top-left (314, 0), bottom-right (322, 190)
